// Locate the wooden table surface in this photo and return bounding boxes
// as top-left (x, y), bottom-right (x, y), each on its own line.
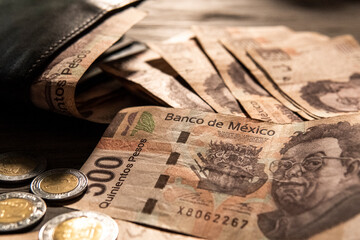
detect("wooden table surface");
top-left (2, 0), bottom-right (360, 175)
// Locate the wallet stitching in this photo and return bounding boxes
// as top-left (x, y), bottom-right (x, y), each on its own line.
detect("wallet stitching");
top-left (28, 1), bottom-right (132, 75)
top-left (28, 9), bottom-right (107, 74)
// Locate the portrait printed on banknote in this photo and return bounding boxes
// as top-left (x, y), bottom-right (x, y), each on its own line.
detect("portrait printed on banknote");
top-left (203, 74), bottom-right (242, 113)
top-left (193, 141), bottom-right (268, 197)
top-left (300, 73), bottom-right (360, 113)
top-left (227, 62), bottom-right (268, 97)
top-left (258, 121), bottom-right (360, 239)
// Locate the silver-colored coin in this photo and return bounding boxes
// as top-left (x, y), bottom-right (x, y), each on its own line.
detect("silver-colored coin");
top-left (39, 211), bottom-right (119, 240)
top-left (30, 168), bottom-right (88, 201)
top-left (0, 192), bottom-right (46, 232)
top-left (0, 152), bottom-right (47, 183)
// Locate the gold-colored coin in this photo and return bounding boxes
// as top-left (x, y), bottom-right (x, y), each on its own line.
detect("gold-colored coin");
top-left (31, 169), bottom-right (88, 201)
top-left (0, 156), bottom-right (36, 176)
top-left (0, 152), bottom-right (46, 182)
top-left (53, 217), bottom-right (103, 240)
top-left (40, 173), bottom-right (78, 194)
top-left (39, 211), bottom-right (118, 240)
top-left (0, 192), bottom-right (46, 232)
top-left (0, 198), bottom-right (34, 223)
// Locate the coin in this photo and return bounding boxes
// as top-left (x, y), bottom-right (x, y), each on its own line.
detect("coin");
top-left (30, 169), bottom-right (88, 201)
top-left (0, 192), bottom-right (46, 232)
top-left (0, 152), bottom-right (46, 183)
top-left (39, 211), bottom-right (119, 240)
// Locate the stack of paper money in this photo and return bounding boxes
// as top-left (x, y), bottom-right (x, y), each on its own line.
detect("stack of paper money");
top-left (139, 25), bottom-right (360, 122)
top-left (32, 23), bottom-right (360, 124)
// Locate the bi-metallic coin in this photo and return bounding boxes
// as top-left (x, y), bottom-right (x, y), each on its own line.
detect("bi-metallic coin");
top-left (39, 211), bottom-right (119, 240)
top-left (0, 152), bottom-right (47, 183)
top-left (30, 169), bottom-right (88, 201)
top-left (0, 192), bottom-right (47, 232)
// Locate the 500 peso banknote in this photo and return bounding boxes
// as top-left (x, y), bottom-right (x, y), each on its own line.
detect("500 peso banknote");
top-left (70, 106), bottom-right (360, 240)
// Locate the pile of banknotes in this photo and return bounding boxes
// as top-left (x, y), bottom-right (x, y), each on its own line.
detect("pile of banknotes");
top-left (113, 25), bottom-right (360, 123)
top-left (30, 8), bottom-right (360, 124)
top-left (2, 6), bottom-right (360, 240)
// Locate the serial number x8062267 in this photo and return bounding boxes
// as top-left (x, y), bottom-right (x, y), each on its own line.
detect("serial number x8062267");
top-left (177, 206), bottom-right (248, 228)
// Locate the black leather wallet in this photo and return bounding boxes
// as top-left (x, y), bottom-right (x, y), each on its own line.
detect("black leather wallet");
top-left (0, 0), bottom-right (139, 109)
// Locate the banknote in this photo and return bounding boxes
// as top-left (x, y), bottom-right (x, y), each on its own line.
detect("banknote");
top-left (102, 37), bottom-right (138, 59)
top-left (221, 26), bottom-right (328, 120)
top-left (148, 40), bottom-right (244, 116)
top-left (80, 39), bottom-right (148, 81)
top-left (101, 49), bottom-right (213, 111)
top-left (192, 25), bottom-right (301, 123)
top-left (30, 7), bottom-right (146, 123)
top-left (248, 34), bottom-right (360, 119)
top-left (75, 77), bottom-right (150, 123)
top-left (70, 106), bottom-right (360, 239)
top-left (75, 42), bottom-right (151, 124)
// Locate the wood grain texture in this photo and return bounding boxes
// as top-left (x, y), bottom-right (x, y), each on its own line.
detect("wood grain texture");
top-left (129, 0), bottom-right (360, 41)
